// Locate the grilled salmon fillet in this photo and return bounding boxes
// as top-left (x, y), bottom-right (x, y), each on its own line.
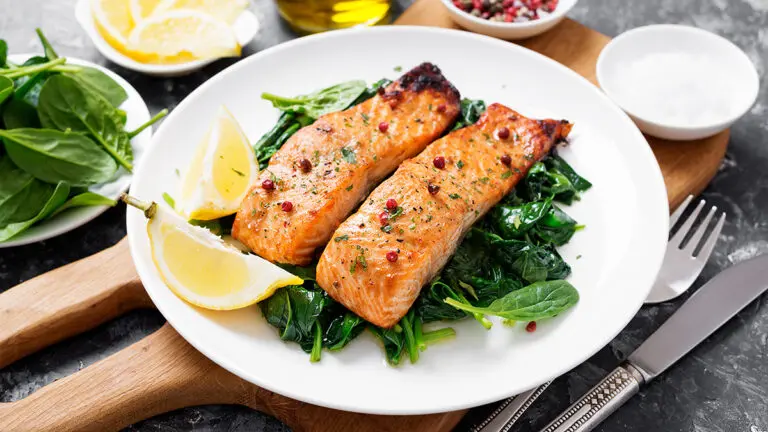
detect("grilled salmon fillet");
top-left (232, 63), bottom-right (460, 265)
top-left (316, 103), bottom-right (573, 328)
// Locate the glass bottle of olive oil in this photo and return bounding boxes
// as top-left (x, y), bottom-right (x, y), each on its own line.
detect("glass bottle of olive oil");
top-left (276, 0), bottom-right (391, 34)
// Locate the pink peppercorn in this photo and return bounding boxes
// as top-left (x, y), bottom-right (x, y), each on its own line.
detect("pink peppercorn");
top-left (379, 121), bottom-right (389, 133)
top-left (526, 321), bottom-right (537, 332)
top-left (437, 103), bottom-right (447, 112)
top-left (433, 156), bottom-right (446, 169)
top-left (386, 198), bottom-right (398, 210)
top-left (281, 201), bottom-right (293, 212)
top-left (379, 211), bottom-right (389, 225)
top-left (428, 183), bottom-right (440, 195)
top-left (386, 251), bottom-right (398, 262)
top-left (501, 154), bottom-right (512, 166)
top-left (262, 179), bottom-right (275, 190)
top-left (498, 127), bottom-right (510, 139)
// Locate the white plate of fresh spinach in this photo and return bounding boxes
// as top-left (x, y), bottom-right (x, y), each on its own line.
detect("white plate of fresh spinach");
top-left (1, 40), bottom-right (155, 247)
top-left (126, 27), bottom-right (669, 414)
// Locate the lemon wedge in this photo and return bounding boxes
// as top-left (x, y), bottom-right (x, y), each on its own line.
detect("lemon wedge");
top-left (92, 0), bottom-right (138, 57)
top-left (127, 9), bottom-right (240, 63)
top-left (177, 106), bottom-right (257, 221)
top-left (129, 0), bottom-right (169, 23)
top-left (154, 0), bottom-right (248, 24)
top-left (126, 196), bottom-right (302, 310)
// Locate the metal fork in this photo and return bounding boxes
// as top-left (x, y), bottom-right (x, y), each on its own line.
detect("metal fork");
top-left (645, 195), bottom-right (726, 303)
top-left (472, 195), bottom-right (726, 432)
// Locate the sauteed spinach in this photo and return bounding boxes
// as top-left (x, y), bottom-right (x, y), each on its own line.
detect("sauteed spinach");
top-left (254, 82), bottom-right (590, 364)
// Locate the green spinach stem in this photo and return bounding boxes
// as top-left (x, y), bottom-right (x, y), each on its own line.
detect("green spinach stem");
top-left (309, 322), bottom-right (323, 363)
top-left (127, 109), bottom-right (169, 139)
top-left (422, 328), bottom-right (456, 345)
top-left (0, 57), bottom-right (66, 79)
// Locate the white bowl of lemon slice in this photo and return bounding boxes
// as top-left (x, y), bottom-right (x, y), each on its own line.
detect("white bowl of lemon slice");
top-left (75, 0), bottom-right (260, 77)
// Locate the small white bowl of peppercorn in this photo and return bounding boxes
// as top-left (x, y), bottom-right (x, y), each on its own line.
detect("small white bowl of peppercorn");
top-left (441, 0), bottom-right (577, 40)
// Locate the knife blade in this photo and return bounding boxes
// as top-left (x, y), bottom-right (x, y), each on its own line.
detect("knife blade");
top-left (541, 253), bottom-right (768, 432)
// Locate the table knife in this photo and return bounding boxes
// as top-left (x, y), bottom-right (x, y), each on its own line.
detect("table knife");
top-left (540, 253), bottom-right (768, 432)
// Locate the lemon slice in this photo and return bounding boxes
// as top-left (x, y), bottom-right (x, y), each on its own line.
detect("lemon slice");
top-left (91, 0), bottom-right (137, 57)
top-left (127, 9), bottom-right (240, 63)
top-left (177, 106), bottom-right (257, 220)
top-left (156, 0), bottom-right (248, 24)
top-left (131, 198), bottom-right (302, 310)
top-left (129, 0), bottom-right (172, 23)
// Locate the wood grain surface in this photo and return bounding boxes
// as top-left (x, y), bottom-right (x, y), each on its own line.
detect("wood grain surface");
top-left (0, 1), bottom-right (728, 430)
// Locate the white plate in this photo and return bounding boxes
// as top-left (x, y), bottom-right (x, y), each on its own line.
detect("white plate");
top-left (1, 55), bottom-right (151, 248)
top-left (126, 26), bottom-right (668, 414)
top-left (75, 0), bottom-right (260, 77)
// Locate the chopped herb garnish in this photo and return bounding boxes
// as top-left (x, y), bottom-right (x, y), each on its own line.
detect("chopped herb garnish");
top-left (267, 170), bottom-right (280, 183)
top-left (483, 133), bottom-right (492, 141)
top-left (344, 121), bottom-right (352, 128)
top-left (449, 193), bottom-right (461, 200)
top-left (426, 215), bottom-right (433, 222)
top-left (373, 154), bottom-right (378, 161)
top-left (341, 147), bottom-right (357, 164)
top-left (479, 177), bottom-right (490, 184)
top-left (231, 168), bottom-right (246, 177)
top-left (501, 171), bottom-right (513, 179)
top-left (524, 154), bottom-right (534, 161)
top-left (428, 104), bottom-right (433, 111)
top-left (361, 113), bottom-right (370, 125)
top-left (346, 184), bottom-right (354, 191)
top-left (394, 65), bottom-right (403, 72)
top-left (457, 160), bottom-right (465, 170)
top-left (250, 209), bottom-right (257, 216)
top-left (334, 234), bottom-right (349, 242)
top-left (174, 168), bottom-right (180, 177)
top-left (381, 225), bottom-right (394, 233)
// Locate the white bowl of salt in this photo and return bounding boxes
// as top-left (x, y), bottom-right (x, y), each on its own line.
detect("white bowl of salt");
top-left (596, 24), bottom-right (759, 141)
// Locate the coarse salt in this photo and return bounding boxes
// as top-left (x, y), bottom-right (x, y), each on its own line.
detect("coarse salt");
top-left (612, 52), bottom-right (738, 127)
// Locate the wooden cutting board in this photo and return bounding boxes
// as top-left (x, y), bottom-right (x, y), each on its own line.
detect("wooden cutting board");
top-left (0, 1), bottom-right (728, 430)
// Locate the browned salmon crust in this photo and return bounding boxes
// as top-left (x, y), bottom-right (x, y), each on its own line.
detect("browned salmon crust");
top-left (316, 103), bottom-right (573, 328)
top-left (232, 63), bottom-right (461, 265)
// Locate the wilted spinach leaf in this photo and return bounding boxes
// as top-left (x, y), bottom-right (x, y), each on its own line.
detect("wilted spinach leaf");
top-left (369, 325), bottom-right (405, 365)
top-left (491, 198), bottom-right (552, 239)
top-left (324, 311), bottom-right (365, 351)
top-left (259, 284), bottom-right (327, 354)
top-left (0, 76), bottom-right (12, 105)
top-left (452, 98), bottom-right (486, 130)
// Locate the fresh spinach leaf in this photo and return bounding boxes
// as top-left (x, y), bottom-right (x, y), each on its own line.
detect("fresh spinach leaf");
top-left (416, 279), bottom-right (469, 323)
top-left (0, 40), bottom-right (7, 67)
top-left (0, 181), bottom-right (69, 242)
top-left (0, 128), bottom-right (118, 186)
top-left (65, 67), bottom-right (127, 107)
top-left (261, 80), bottom-right (367, 119)
top-left (0, 156), bottom-right (56, 227)
top-left (0, 75), bottom-right (12, 104)
top-left (38, 74), bottom-right (133, 170)
top-left (49, 191), bottom-right (116, 218)
top-left (35, 28), bottom-right (58, 60)
top-left (445, 280), bottom-right (579, 321)
top-left (2, 98), bottom-right (41, 129)
top-left (350, 78), bottom-right (392, 105)
top-left (277, 263), bottom-right (317, 281)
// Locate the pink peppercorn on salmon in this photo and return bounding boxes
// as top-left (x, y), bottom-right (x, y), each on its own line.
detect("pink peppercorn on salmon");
top-left (232, 63), bottom-right (461, 265)
top-left (316, 103), bottom-right (573, 328)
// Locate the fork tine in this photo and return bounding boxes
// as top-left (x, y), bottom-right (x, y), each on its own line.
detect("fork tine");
top-left (696, 212), bottom-right (726, 260)
top-left (670, 199), bottom-right (706, 247)
top-left (683, 206), bottom-right (717, 255)
top-left (670, 195), bottom-right (694, 228)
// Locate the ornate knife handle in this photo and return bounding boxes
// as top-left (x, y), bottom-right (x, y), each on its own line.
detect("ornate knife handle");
top-left (541, 363), bottom-right (645, 432)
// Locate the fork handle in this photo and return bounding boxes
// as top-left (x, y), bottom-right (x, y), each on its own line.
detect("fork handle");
top-left (540, 364), bottom-right (644, 432)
